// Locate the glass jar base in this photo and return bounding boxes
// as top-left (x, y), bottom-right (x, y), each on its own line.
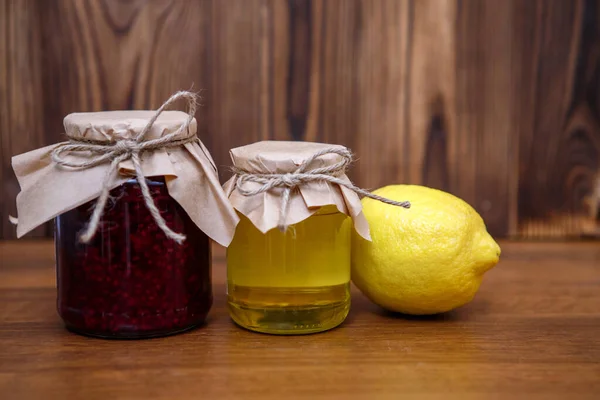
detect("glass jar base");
top-left (64, 322), bottom-right (203, 340)
top-left (227, 284), bottom-right (350, 335)
top-left (229, 301), bottom-right (349, 335)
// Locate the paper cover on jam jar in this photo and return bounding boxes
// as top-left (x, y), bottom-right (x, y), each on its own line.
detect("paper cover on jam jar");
top-left (12, 108), bottom-right (239, 246)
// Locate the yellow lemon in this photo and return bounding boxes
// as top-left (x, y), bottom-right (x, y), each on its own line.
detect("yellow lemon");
top-left (352, 185), bottom-right (501, 315)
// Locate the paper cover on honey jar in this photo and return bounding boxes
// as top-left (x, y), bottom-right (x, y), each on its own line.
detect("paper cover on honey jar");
top-left (223, 140), bottom-right (371, 240)
top-left (11, 110), bottom-right (239, 246)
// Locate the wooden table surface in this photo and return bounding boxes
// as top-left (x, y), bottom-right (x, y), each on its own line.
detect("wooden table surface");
top-left (0, 240), bottom-right (599, 399)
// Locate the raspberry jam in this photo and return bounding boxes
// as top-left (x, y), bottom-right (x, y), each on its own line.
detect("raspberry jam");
top-left (55, 178), bottom-right (212, 339)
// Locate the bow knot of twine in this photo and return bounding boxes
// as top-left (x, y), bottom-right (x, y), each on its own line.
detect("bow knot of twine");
top-left (51, 91), bottom-right (199, 244)
top-left (233, 147), bottom-right (411, 232)
top-left (113, 139), bottom-right (137, 154)
top-left (280, 174), bottom-right (296, 187)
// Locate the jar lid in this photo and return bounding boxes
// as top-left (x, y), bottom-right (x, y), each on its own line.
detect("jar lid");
top-left (224, 140), bottom-right (371, 240)
top-left (13, 96), bottom-right (239, 246)
top-left (229, 140), bottom-right (348, 173)
top-left (64, 110), bottom-right (197, 141)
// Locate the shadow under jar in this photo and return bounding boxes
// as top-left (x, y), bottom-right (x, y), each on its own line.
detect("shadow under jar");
top-left (55, 178), bottom-right (212, 339)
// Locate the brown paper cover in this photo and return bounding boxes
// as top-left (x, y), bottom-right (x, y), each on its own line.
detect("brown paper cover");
top-left (12, 110), bottom-right (239, 246)
top-left (223, 141), bottom-right (371, 240)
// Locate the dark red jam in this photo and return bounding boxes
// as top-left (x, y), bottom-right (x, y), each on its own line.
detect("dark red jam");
top-left (55, 178), bottom-right (212, 339)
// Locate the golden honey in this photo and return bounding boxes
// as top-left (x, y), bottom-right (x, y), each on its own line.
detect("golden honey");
top-left (227, 206), bottom-right (351, 334)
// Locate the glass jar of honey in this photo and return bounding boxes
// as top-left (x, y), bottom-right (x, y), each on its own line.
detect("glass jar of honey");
top-left (224, 141), bottom-right (373, 334)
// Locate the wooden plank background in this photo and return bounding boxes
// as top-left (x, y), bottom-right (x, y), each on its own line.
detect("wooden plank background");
top-left (0, 0), bottom-right (599, 240)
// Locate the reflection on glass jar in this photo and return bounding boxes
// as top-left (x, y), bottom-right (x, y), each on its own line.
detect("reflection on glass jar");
top-left (55, 178), bottom-right (212, 339)
top-left (227, 206), bottom-right (351, 334)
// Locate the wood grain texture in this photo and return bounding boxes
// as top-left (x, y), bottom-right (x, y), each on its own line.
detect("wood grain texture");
top-left (516, 0), bottom-right (600, 238)
top-left (454, 0), bottom-right (518, 236)
top-left (0, 0), bottom-right (46, 238)
top-left (338, 0), bottom-right (412, 190)
top-left (1, 0), bottom-right (600, 239)
top-left (1, 240), bottom-right (600, 399)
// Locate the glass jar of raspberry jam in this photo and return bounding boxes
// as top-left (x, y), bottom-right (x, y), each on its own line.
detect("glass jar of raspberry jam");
top-left (12, 94), bottom-right (239, 339)
top-left (55, 178), bottom-right (212, 339)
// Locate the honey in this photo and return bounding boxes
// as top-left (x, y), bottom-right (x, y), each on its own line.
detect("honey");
top-left (227, 206), bottom-right (351, 334)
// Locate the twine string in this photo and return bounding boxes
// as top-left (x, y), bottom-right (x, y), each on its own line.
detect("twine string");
top-left (233, 147), bottom-right (411, 232)
top-left (50, 91), bottom-right (199, 244)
